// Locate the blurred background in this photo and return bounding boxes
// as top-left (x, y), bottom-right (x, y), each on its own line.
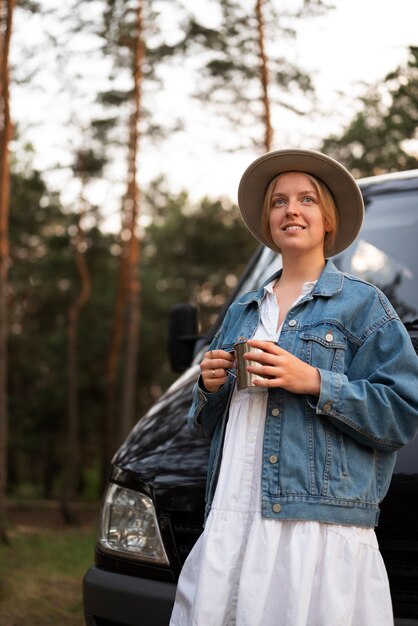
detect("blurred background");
top-left (0, 0), bottom-right (417, 623)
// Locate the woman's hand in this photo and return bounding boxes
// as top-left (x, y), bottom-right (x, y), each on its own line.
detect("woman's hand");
top-left (200, 349), bottom-right (235, 393)
top-left (245, 339), bottom-right (321, 396)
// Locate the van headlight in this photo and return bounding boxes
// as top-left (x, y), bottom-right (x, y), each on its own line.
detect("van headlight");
top-left (99, 484), bottom-right (169, 565)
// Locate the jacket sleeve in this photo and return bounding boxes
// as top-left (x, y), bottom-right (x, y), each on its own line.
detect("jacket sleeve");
top-left (314, 318), bottom-right (418, 451)
top-left (188, 306), bottom-right (235, 440)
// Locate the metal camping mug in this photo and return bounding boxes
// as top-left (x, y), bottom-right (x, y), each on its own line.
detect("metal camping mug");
top-left (234, 340), bottom-right (266, 391)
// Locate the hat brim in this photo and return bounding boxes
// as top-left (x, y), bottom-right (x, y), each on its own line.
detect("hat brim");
top-left (237, 149), bottom-right (364, 257)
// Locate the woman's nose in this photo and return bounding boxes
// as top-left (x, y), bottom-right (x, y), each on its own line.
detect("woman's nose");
top-left (286, 200), bottom-right (299, 215)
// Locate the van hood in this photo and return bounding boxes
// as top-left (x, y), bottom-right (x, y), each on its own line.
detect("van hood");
top-left (111, 365), bottom-right (209, 512)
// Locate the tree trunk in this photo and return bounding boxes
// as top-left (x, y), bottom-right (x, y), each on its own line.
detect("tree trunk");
top-left (255, 0), bottom-right (273, 152)
top-left (103, 252), bottom-right (128, 486)
top-left (120, 0), bottom-right (144, 441)
top-left (0, 0), bottom-right (15, 544)
top-left (103, 0), bottom-right (144, 483)
top-left (62, 199), bottom-right (91, 523)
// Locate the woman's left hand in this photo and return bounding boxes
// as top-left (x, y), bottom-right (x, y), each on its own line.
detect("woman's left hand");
top-left (245, 339), bottom-right (321, 396)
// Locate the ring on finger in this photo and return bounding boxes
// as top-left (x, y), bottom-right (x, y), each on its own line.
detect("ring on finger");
top-left (211, 369), bottom-right (216, 379)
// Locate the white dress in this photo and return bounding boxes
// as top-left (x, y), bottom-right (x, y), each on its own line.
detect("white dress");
top-left (170, 281), bottom-right (393, 626)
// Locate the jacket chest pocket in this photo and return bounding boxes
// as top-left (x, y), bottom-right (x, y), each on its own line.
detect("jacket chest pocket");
top-left (300, 326), bottom-right (347, 373)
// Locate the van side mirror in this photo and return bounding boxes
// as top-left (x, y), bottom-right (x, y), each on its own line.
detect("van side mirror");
top-left (168, 304), bottom-right (201, 373)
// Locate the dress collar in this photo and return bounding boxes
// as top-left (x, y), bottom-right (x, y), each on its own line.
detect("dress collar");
top-left (263, 279), bottom-right (316, 298)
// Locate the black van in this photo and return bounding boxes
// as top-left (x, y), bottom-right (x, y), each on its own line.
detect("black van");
top-left (83, 169), bottom-right (418, 626)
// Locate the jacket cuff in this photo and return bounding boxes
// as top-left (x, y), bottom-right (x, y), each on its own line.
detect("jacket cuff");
top-left (194, 375), bottom-right (231, 408)
top-left (189, 376), bottom-right (231, 438)
top-left (308, 368), bottom-right (343, 417)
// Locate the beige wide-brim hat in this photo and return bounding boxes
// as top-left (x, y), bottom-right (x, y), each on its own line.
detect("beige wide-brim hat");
top-left (237, 148), bottom-right (364, 257)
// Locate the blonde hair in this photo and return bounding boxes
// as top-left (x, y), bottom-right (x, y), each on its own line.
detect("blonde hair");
top-left (261, 172), bottom-right (339, 258)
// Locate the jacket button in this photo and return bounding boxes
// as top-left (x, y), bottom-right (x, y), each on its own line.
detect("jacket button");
top-left (271, 408), bottom-right (280, 416)
top-left (325, 332), bottom-right (333, 342)
top-left (288, 319), bottom-right (297, 327)
top-left (269, 454), bottom-right (278, 464)
top-left (272, 504), bottom-right (282, 513)
top-left (323, 401), bottom-right (332, 413)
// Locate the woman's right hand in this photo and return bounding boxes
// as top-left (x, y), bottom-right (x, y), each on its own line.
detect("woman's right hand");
top-left (200, 349), bottom-right (235, 393)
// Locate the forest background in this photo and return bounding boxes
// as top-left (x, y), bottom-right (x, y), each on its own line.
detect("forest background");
top-left (0, 0), bottom-right (418, 542)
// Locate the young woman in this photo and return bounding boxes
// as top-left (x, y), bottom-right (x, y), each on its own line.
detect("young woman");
top-left (169, 149), bottom-right (418, 626)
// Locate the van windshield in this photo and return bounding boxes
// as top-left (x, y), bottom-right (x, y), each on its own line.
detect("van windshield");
top-left (336, 188), bottom-right (418, 324)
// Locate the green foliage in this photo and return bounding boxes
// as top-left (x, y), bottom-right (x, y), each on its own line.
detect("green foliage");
top-left (321, 46), bottom-right (418, 177)
top-left (137, 178), bottom-right (258, 410)
top-left (7, 162), bottom-right (257, 498)
top-left (16, 0), bottom-right (42, 11)
top-left (71, 148), bottom-right (107, 178)
top-left (8, 163), bottom-right (119, 499)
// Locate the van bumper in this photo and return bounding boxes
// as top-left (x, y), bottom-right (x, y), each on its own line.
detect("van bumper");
top-left (82, 565), bottom-right (418, 626)
top-left (83, 566), bottom-right (176, 626)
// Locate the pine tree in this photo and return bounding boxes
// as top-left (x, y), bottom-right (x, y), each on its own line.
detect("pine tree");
top-left (96, 0), bottom-right (187, 471)
top-left (182, 0), bottom-right (332, 151)
top-left (0, 0), bottom-right (15, 543)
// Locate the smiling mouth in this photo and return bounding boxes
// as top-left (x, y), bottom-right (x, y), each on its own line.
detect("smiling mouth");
top-left (282, 225), bottom-right (305, 231)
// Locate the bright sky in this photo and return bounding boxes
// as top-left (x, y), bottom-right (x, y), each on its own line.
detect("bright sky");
top-left (10, 0), bottom-right (418, 230)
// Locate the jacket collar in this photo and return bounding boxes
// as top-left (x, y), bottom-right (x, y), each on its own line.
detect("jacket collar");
top-left (250, 259), bottom-right (344, 304)
top-left (312, 260), bottom-right (344, 296)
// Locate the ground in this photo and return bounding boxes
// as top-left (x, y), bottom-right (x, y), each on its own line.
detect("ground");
top-left (0, 501), bottom-right (100, 626)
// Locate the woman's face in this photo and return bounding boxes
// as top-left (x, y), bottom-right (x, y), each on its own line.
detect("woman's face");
top-left (268, 172), bottom-right (331, 257)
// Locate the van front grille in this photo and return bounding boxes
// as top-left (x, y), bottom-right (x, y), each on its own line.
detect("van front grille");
top-left (170, 514), bottom-right (203, 564)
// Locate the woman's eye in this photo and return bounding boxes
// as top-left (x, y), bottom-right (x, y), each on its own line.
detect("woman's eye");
top-left (272, 198), bottom-right (286, 207)
top-left (302, 196), bottom-right (315, 204)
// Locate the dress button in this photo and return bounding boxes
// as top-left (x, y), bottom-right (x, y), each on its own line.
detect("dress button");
top-left (269, 455), bottom-right (278, 464)
top-left (272, 504), bottom-right (282, 513)
top-left (325, 332), bottom-right (333, 342)
top-left (271, 408), bottom-right (280, 416)
top-left (323, 401), bottom-right (332, 413)
top-left (288, 319), bottom-right (297, 327)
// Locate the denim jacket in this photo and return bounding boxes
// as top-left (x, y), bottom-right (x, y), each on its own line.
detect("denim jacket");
top-left (189, 260), bottom-right (418, 528)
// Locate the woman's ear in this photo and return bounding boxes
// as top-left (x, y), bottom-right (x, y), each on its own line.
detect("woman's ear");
top-left (324, 218), bottom-right (332, 233)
